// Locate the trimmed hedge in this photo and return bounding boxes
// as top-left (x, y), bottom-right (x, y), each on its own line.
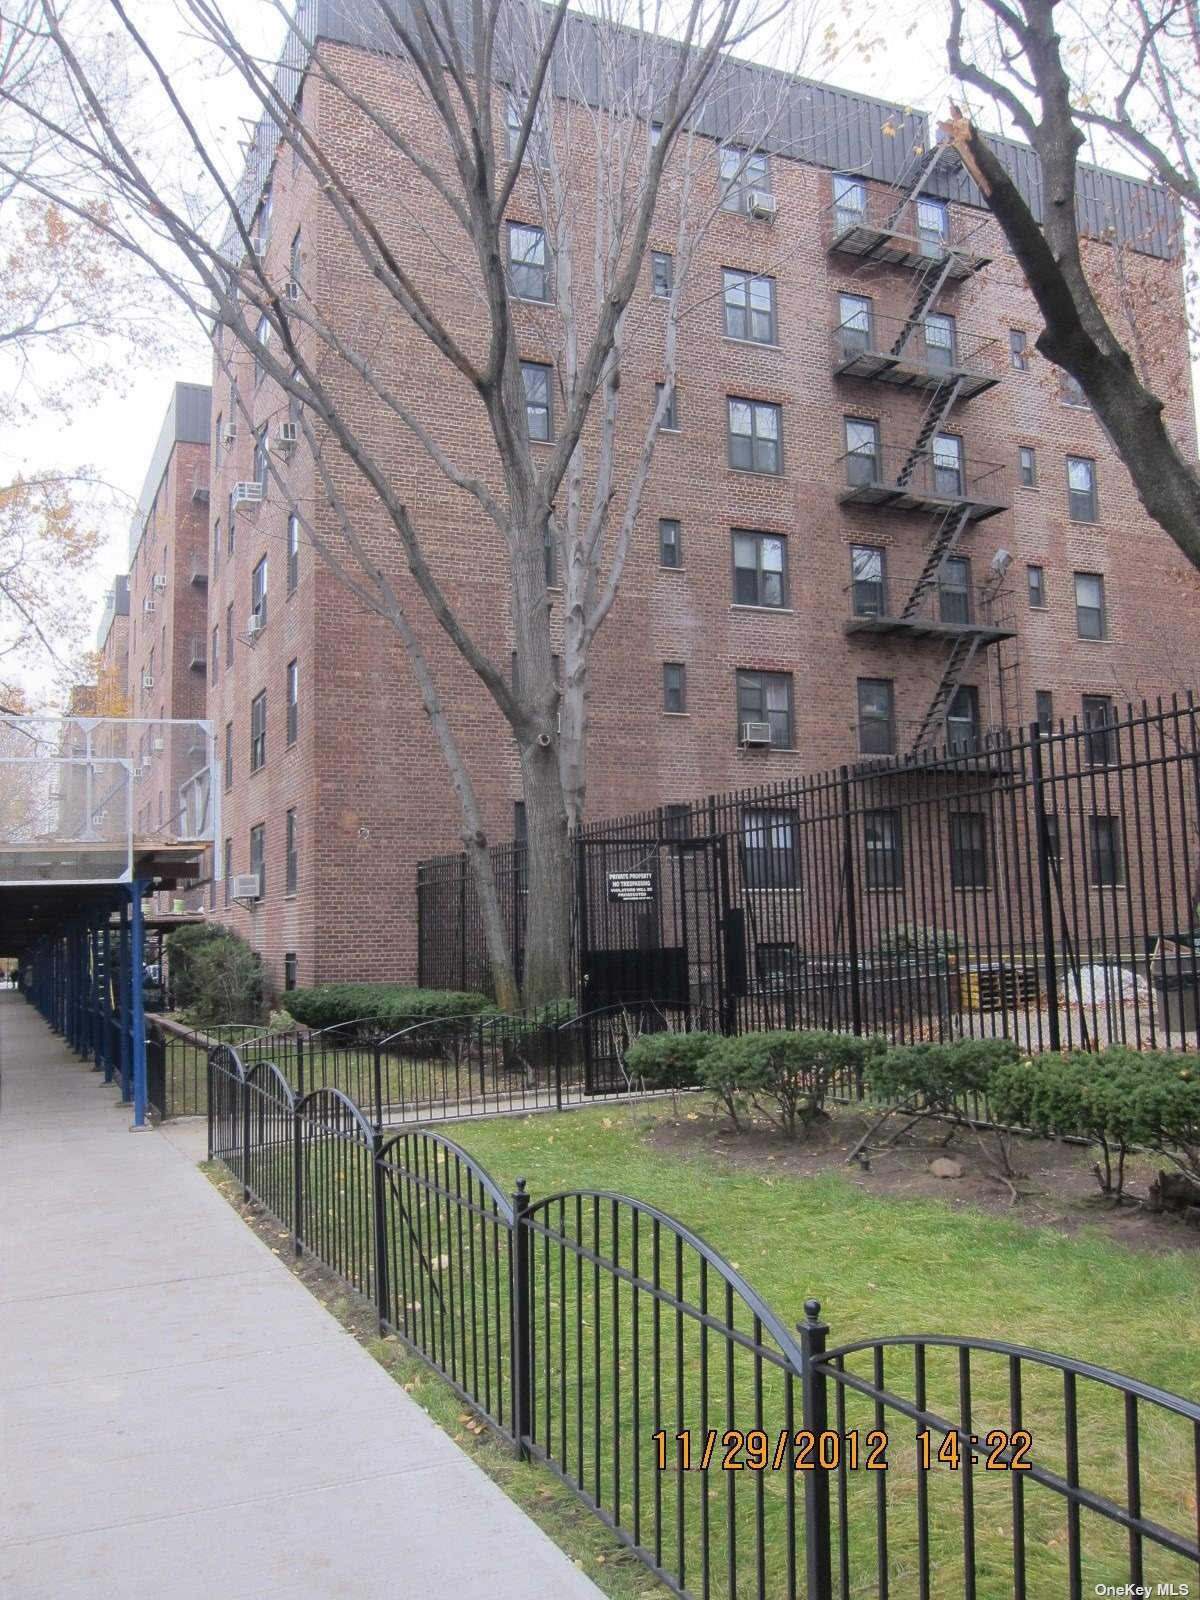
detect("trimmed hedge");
top-left (701, 1030), bottom-right (883, 1137)
top-left (866, 1037), bottom-right (1022, 1116)
top-left (286, 983), bottom-right (493, 1032)
top-left (625, 1030), bottom-right (716, 1091)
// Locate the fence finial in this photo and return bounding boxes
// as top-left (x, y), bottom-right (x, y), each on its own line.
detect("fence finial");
top-left (803, 1297), bottom-right (823, 1324)
top-left (515, 1176), bottom-right (527, 1194)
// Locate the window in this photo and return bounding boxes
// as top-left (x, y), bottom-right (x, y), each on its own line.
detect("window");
top-left (864, 808), bottom-right (902, 888)
top-left (544, 526), bottom-right (557, 587)
top-left (651, 251), bottom-right (672, 298)
top-left (1043, 812), bottom-right (1062, 864)
top-left (249, 823), bottom-right (265, 901)
top-left (732, 530), bottom-right (787, 607)
top-left (844, 417), bottom-right (879, 485)
top-left (282, 659), bottom-right (297, 746)
top-left (251, 555), bottom-right (268, 627)
top-left (723, 269), bottom-right (776, 343)
top-left (254, 313), bottom-right (270, 385)
top-left (850, 544), bottom-right (886, 617)
top-left (659, 517), bottom-right (682, 568)
top-left (250, 690), bottom-right (267, 772)
top-left (1027, 563), bottom-right (1046, 607)
top-left (225, 603), bottom-right (234, 668)
top-left (656, 381), bottom-right (679, 431)
top-left (508, 222), bottom-right (549, 301)
top-left (915, 194), bottom-right (949, 250)
top-left (728, 397), bottom-right (781, 473)
top-left (287, 514), bottom-right (299, 593)
top-left (938, 555), bottom-right (972, 625)
top-left (663, 662), bottom-right (687, 713)
top-left (257, 183), bottom-right (273, 247)
top-left (924, 312), bottom-right (956, 372)
top-left (504, 92), bottom-right (546, 162)
top-left (649, 120), bottom-right (664, 147)
top-left (213, 518), bottom-right (220, 576)
top-left (253, 427), bottom-right (268, 489)
top-left (1060, 370), bottom-right (1090, 407)
top-left (741, 807), bottom-right (798, 888)
top-left (932, 432), bottom-right (963, 495)
top-left (736, 669), bottom-right (793, 748)
top-left (1035, 690), bottom-right (1055, 733)
top-left (756, 941), bottom-right (799, 994)
top-left (1074, 571), bottom-right (1106, 638)
top-left (950, 812), bottom-right (988, 888)
top-left (857, 679), bottom-right (895, 756)
top-left (1019, 445), bottom-right (1037, 488)
top-left (663, 804), bottom-right (691, 840)
top-left (520, 361), bottom-right (552, 441)
top-left (286, 808), bottom-right (298, 894)
top-left (946, 684), bottom-right (980, 754)
top-left (719, 145), bottom-right (770, 212)
top-left (837, 292), bottom-right (873, 356)
top-left (1089, 816), bottom-right (1123, 886)
top-left (211, 626), bottom-right (219, 686)
top-left (1009, 329), bottom-right (1028, 370)
top-left (227, 497), bottom-right (235, 555)
top-left (224, 722), bottom-right (233, 791)
top-left (223, 837), bottom-right (232, 907)
top-left (1082, 694), bottom-right (1116, 764)
top-left (284, 952), bottom-right (297, 991)
top-left (1067, 456), bottom-right (1098, 522)
top-left (832, 173), bottom-right (866, 230)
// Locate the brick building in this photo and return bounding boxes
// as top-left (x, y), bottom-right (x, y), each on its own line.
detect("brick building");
top-left (94, 575), bottom-right (131, 709)
top-left (205, 5), bottom-right (1198, 995)
top-left (124, 382), bottom-right (212, 905)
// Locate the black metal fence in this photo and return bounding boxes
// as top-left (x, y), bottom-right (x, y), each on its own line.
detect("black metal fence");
top-left (419, 699), bottom-right (1200, 1054)
top-left (209, 1043), bottom-right (1200, 1599)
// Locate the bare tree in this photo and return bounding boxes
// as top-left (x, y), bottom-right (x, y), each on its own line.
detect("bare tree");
top-left (0, 0), bottom-right (808, 1006)
top-left (944, 0), bottom-right (1200, 572)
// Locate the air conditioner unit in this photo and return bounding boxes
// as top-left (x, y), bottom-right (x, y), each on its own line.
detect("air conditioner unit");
top-left (222, 423), bottom-right (237, 447)
top-left (142, 598), bottom-right (156, 614)
top-left (231, 873), bottom-right (261, 903)
top-left (741, 720), bottom-right (772, 747)
top-left (747, 190), bottom-right (777, 220)
top-left (131, 765), bottom-right (144, 780)
top-left (152, 737), bottom-right (165, 753)
top-left (247, 611), bottom-right (263, 640)
top-left (141, 672), bottom-right (155, 689)
top-left (244, 237), bottom-right (265, 263)
top-left (152, 573), bottom-right (167, 592)
top-left (232, 481), bottom-right (264, 507)
top-left (281, 279), bottom-right (300, 302)
top-left (275, 421), bottom-right (299, 453)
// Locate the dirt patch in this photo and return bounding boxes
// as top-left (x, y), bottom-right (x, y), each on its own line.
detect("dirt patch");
top-left (644, 1105), bottom-right (1200, 1254)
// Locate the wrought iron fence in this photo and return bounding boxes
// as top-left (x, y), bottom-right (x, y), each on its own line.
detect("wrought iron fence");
top-left (208, 1047), bottom-right (1200, 1599)
top-left (420, 699), bottom-right (1200, 1057)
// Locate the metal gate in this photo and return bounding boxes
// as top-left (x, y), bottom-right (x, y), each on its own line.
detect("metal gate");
top-left (575, 833), bottom-right (745, 1044)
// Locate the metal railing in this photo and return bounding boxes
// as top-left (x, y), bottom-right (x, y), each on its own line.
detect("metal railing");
top-left (845, 568), bottom-right (1016, 633)
top-left (208, 1046), bottom-right (1200, 1600)
top-left (830, 313), bottom-right (1000, 390)
top-left (837, 442), bottom-right (1008, 511)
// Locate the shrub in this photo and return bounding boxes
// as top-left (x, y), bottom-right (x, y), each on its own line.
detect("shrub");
top-left (164, 922), bottom-right (228, 1011)
top-left (866, 1038), bottom-right (1021, 1115)
top-left (625, 1030), bottom-right (716, 1092)
top-left (285, 983), bottom-right (493, 1032)
top-left (180, 930), bottom-right (264, 1025)
top-left (701, 1031), bottom-right (881, 1138)
top-left (873, 925), bottom-right (963, 961)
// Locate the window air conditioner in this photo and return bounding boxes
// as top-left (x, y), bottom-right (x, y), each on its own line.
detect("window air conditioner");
top-left (153, 574), bottom-right (167, 592)
top-left (222, 423), bottom-right (237, 447)
top-left (143, 598), bottom-right (156, 614)
top-left (275, 422), bottom-right (298, 453)
top-left (131, 765), bottom-right (144, 779)
top-left (152, 737), bottom-right (165, 752)
top-left (747, 191), bottom-right (777, 220)
top-left (741, 720), bottom-right (772, 747)
top-left (141, 673), bottom-right (155, 689)
top-left (232, 481), bottom-right (264, 507)
top-left (281, 279), bottom-right (300, 302)
top-left (231, 873), bottom-right (261, 902)
top-left (247, 611), bottom-right (263, 640)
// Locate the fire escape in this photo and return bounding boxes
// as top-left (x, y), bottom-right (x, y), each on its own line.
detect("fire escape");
top-left (829, 142), bottom-right (1015, 760)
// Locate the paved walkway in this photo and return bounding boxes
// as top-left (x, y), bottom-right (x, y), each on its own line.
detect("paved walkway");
top-left (0, 995), bottom-right (601, 1600)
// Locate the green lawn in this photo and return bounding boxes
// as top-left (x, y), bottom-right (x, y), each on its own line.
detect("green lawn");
top-left (444, 1104), bottom-right (1200, 1600)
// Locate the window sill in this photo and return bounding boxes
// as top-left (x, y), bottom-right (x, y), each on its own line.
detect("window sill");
top-left (728, 465), bottom-right (785, 478)
top-left (1028, 603), bottom-right (1049, 612)
top-left (731, 604), bottom-right (793, 615)
top-left (738, 746), bottom-right (796, 754)
top-left (723, 336), bottom-right (782, 351)
top-left (658, 426), bottom-right (681, 436)
top-left (663, 711), bottom-right (690, 718)
top-left (1018, 484), bottom-right (1038, 492)
top-left (658, 564), bottom-right (685, 572)
top-left (512, 294), bottom-right (553, 307)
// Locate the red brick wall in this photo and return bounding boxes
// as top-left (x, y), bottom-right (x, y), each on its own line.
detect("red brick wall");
top-left (205, 45), bottom-right (1199, 995)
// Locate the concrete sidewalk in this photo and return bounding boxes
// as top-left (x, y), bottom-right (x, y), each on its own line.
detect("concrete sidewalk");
top-left (0, 996), bottom-right (601, 1600)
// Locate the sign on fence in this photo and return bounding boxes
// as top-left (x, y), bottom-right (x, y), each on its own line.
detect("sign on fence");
top-left (606, 870), bottom-right (654, 903)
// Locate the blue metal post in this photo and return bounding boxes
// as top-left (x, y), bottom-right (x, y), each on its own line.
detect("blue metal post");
top-left (100, 921), bottom-right (113, 1084)
top-left (117, 901), bottom-right (131, 1104)
top-left (130, 881), bottom-right (148, 1129)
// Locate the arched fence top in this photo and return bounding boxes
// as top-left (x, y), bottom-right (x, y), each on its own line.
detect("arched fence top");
top-left (307, 1016), bottom-right (387, 1042)
top-left (553, 999), bottom-right (705, 1033)
top-left (295, 1084), bottom-right (376, 1143)
top-left (245, 1056), bottom-right (297, 1108)
top-left (375, 1011), bottom-right (494, 1048)
top-left (820, 1331), bottom-right (1200, 1422)
top-left (208, 1040), bottom-right (247, 1082)
top-left (378, 1125), bottom-right (515, 1218)
top-left (524, 1185), bottom-right (806, 1372)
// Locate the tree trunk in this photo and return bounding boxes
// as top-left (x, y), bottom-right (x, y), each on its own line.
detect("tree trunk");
top-left (464, 832), bottom-right (520, 1011)
top-left (518, 735), bottom-right (573, 1007)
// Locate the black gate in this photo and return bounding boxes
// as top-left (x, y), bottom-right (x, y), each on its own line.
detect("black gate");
top-left (575, 833), bottom-right (745, 1041)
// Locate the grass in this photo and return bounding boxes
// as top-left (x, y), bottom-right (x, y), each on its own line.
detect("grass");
top-left (213, 1100), bottom-right (1200, 1599)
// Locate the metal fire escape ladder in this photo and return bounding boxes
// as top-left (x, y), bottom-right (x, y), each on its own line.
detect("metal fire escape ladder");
top-left (893, 375), bottom-right (966, 489)
top-left (899, 505), bottom-right (974, 620)
top-left (910, 632), bottom-right (983, 757)
top-left (880, 142), bottom-right (953, 232)
top-left (887, 250), bottom-right (960, 360)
